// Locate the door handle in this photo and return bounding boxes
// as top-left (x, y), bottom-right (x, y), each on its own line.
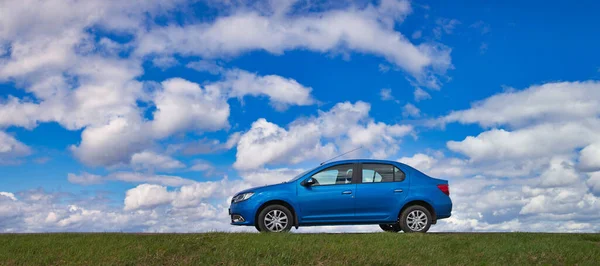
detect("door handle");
top-left (342, 190), bottom-right (352, 195)
top-left (394, 189), bottom-right (403, 193)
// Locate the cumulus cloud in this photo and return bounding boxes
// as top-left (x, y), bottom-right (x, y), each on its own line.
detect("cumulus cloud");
top-left (587, 172), bottom-right (600, 196)
top-left (0, 131), bottom-right (31, 164)
top-left (0, 187), bottom-right (256, 233)
top-left (68, 172), bottom-right (197, 187)
top-left (124, 184), bottom-right (174, 211)
top-left (234, 101), bottom-right (413, 170)
top-left (239, 168), bottom-right (307, 187)
top-left (380, 88), bottom-right (394, 101)
top-left (447, 122), bottom-right (600, 163)
top-left (577, 143), bottom-right (600, 172)
top-left (0, 0), bottom-right (321, 169)
top-left (71, 117), bottom-right (151, 167)
top-left (130, 151), bottom-right (185, 171)
top-left (416, 80), bottom-right (600, 232)
top-left (136, 0), bottom-right (452, 88)
top-left (413, 87), bottom-right (431, 101)
top-left (152, 78), bottom-right (231, 138)
top-left (213, 69), bottom-right (315, 111)
top-left (440, 81), bottom-right (600, 128)
top-left (124, 178), bottom-right (250, 211)
top-left (0, 192), bottom-right (17, 201)
top-left (402, 103), bottom-right (421, 117)
top-left (170, 132), bottom-right (241, 156)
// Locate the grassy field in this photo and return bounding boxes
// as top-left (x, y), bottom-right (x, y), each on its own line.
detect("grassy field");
top-left (1, 233), bottom-right (599, 265)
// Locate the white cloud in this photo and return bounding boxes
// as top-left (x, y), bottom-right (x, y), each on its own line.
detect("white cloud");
top-left (186, 60), bottom-right (224, 74)
top-left (71, 116), bottom-right (152, 167)
top-left (414, 87), bottom-right (431, 101)
top-left (151, 56), bottom-right (178, 69)
top-left (67, 173), bottom-right (104, 185)
top-left (578, 143), bottom-right (600, 172)
top-left (68, 172), bottom-right (197, 187)
top-left (130, 151), bottom-right (185, 171)
top-left (0, 192), bottom-right (17, 201)
top-left (124, 184), bottom-right (174, 211)
top-left (440, 81), bottom-right (600, 128)
top-left (234, 101), bottom-right (413, 170)
top-left (234, 118), bottom-right (335, 170)
top-left (240, 168), bottom-right (307, 187)
top-left (411, 80), bottom-right (600, 232)
top-left (447, 122), bottom-right (600, 163)
top-left (402, 103), bottom-right (421, 117)
top-left (152, 78), bottom-right (231, 138)
top-left (136, 1), bottom-right (452, 88)
top-left (217, 69), bottom-right (315, 110)
top-left (398, 153), bottom-right (437, 172)
top-left (538, 157), bottom-right (581, 188)
top-left (124, 178), bottom-right (250, 211)
top-left (587, 172), bottom-right (600, 196)
top-left (346, 122), bottom-right (413, 158)
top-left (380, 88), bottom-right (394, 101)
top-left (111, 172), bottom-right (197, 187)
top-left (378, 64), bottom-right (391, 73)
top-left (171, 132), bottom-right (241, 156)
top-left (190, 161), bottom-right (214, 172)
top-left (433, 18), bottom-right (461, 39)
top-left (0, 131), bottom-right (31, 164)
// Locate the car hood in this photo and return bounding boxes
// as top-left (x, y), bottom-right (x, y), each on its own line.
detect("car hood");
top-left (235, 182), bottom-right (289, 195)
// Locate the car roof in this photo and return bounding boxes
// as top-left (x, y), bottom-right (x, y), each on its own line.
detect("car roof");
top-left (321, 159), bottom-right (423, 176)
top-left (323, 159), bottom-right (408, 166)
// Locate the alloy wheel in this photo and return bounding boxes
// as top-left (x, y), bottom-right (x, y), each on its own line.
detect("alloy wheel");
top-left (264, 209), bottom-right (288, 232)
top-left (406, 210), bottom-right (427, 231)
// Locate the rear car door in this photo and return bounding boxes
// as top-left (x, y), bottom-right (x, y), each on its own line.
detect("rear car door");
top-left (354, 163), bottom-right (409, 221)
top-left (297, 163), bottom-right (358, 222)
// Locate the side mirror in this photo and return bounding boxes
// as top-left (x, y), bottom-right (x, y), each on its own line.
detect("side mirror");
top-left (303, 178), bottom-right (316, 186)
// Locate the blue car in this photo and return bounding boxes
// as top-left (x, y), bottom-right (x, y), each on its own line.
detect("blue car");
top-left (229, 159), bottom-right (452, 233)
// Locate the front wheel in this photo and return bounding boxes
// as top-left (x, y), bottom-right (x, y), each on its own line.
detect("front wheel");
top-left (399, 205), bottom-right (432, 233)
top-left (379, 223), bottom-right (402, 232)
top-left (256, 205), bottom-right (293, 233)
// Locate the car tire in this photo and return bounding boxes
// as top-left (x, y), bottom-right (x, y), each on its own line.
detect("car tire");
top-left (257, 204), bottom-right (293, 233)
top-left (399, 205), bottom-right (432, 233)
top-left (379, 223), bottom-right (402, 232)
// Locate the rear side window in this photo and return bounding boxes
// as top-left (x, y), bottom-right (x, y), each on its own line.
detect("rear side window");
top-left (362, 164), bottom-right (405, 183)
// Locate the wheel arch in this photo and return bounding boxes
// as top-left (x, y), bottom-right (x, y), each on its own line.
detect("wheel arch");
top-left (398, 200), bottom-right (437, 223)
top-left (255, 199), bottom-right (299, 229)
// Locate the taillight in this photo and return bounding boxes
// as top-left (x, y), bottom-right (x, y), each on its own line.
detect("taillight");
top-left (437, 184), bottom-right (449, 196)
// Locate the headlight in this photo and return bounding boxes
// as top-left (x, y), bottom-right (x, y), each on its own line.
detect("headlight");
top-left (232, 192), bottom-right (254, 203)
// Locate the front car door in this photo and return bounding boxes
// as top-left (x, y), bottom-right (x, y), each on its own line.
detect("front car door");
top-left (354, 163), bottom-right (410, 221)
top-left (297, 163), bottom-right (358, 223)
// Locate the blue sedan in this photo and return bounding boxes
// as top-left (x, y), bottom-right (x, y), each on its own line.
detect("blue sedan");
top-left (229, 159), bottom-right (452, 233)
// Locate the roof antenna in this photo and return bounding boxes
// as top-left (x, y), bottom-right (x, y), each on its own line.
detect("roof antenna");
top-left (320, 146), bottom-right (363, 165)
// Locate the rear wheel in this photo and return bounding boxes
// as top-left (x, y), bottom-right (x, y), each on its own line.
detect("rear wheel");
top-left (399, 205), bottom-right (432, 233)
top-left (257, 204), bottom-right (293, 233)
top-left (379, 223), bottom-right (402, 232)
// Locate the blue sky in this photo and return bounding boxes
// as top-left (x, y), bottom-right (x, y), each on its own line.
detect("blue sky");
top-left (1, 0), bottom-right (600, 232)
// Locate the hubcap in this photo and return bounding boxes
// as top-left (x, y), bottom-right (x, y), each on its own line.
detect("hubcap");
top-left (264, 210), bottom-right (288, 232)
top-left (406, 210), bottom-right (427, 231)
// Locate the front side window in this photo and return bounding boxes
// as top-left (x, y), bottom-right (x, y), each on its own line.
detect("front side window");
top-left (362, 164), bottom-right (405, 183)
top-left (310, 164), bottom-right (354, 186)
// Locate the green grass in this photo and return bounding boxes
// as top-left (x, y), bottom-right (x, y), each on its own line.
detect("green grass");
top-left (1, 233), bottom-right (599, 265)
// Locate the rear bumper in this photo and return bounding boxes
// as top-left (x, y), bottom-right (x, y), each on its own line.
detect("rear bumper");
top-left (435, 200), bottom-right (452, 220)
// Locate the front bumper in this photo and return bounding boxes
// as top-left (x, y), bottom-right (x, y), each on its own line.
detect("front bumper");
top-left (229, 200), bottom-right (258, 226)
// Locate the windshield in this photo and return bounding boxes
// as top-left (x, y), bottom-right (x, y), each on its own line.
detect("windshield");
top-left (286, 167), bottom-right (315, 183)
